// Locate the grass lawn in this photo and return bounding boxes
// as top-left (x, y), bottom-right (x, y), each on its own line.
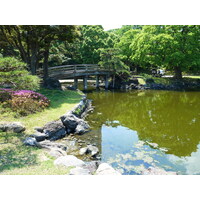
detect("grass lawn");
top-left (0, 88), bottom-right (83, 134)
top-left (0, 88), bottom-right (83, 175)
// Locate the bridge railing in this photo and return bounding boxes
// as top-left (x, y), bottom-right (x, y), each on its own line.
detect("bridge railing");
top-left (36, 64), bottom-right (114, 77)
top-left (49, 64), bottom-right (101, 72)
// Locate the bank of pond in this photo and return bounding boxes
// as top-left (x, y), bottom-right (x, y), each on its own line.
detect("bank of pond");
top-left (1, 86), bottom-right (200, 175)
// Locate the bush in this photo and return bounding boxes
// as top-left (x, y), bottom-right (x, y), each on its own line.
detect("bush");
top-left (0, 89), bottom-right (50, 116)
top-left (9, 90), bottom-right (50, 116)
top-left (0, 57), bottom-right (40, 90)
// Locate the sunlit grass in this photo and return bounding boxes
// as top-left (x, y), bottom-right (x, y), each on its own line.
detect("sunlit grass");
top-left (0, 88), bottom-right (82, 175)
top-left (0, 89), bottom-right (83, 134)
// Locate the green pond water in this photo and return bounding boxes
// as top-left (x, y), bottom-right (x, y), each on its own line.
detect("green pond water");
top-left (80, 89), bottom-right (200, 175)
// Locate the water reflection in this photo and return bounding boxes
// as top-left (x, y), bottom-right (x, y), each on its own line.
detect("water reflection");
top-left (85, 90), bottom-right (200, 174)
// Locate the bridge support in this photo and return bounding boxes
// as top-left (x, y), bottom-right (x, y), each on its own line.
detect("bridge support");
top-left (96, 75), bottom-right (99, 88)
top-left (105, 75), bottom-right (109, 89)
top-left (83, 76), bottom-right (88, 90)
top-left (74, 77), bottom-right (78, 89)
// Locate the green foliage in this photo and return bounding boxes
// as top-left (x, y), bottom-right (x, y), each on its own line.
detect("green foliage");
top-left (0, 57), bottom-right (40, 90)
top-left (131, 25), bottom-right (200, 78)
top-left (0, 25), bottom-right (80, 76)
top-left (98, 48), bottom-right (130, 74)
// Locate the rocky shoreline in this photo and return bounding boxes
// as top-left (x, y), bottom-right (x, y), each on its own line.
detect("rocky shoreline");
top-left (0, 92), bottom-right (178, 175)
top-left (108, 76), bottom-right (200, 91)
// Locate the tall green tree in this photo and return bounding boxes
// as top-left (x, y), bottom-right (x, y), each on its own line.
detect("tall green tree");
top-left (0, 25), bottom-right (79, 80)
top-left (79, 25), bottom-right (111, 64)
top-left (131, 25), bottom-right (200, 79)
top-left (116, 29), bottom-right (141, 71)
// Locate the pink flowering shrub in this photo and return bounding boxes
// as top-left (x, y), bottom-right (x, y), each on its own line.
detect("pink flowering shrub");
top-left (0, 89), bottom-right (50, 116)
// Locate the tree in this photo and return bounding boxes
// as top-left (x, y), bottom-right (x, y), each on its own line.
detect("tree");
top-left (131, 25), bottom-right (200, 79)
top-left (99, 48), bottom-right (130, 87)
top-left (116, 29), bottom-right (141, 71)
top-left (0, 57), bottom-right (40, 90)
top-left (79, 25), bottom-right (110, 64)
top-left (0, 25), bottom-right (79, 80)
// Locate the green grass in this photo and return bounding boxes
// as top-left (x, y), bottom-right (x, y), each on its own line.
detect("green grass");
top-left (183, 75), bottom-right (200, 79)
top-left (0, 88), bottom-right (83, 134)
top-left (0, 131), bottom-right (72, 175)
top-left (0, 88), bottom-right (83, 175)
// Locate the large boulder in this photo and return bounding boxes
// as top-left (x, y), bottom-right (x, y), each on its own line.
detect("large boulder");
top-left (95, 163), bottom-right (121, 175)
top-left (30, 132), bottom-right (48, 142)
top-left (83, 161), bottom-right (100, 174)
top-left (54, 155), bottom-right (85, 167)
top-left (43, 78), bottom-right (62, 90)
top-left (48, 148), bottom-right (67, 158)
top-left (87, 145), bottom-right (99, 157)
top-left (61, 114), bottom-right (90, 134)
top-left (2, 122), bottom-right (25, 133)
top-left (23, 137), bottom-right (38, 146)
top-left (43, 120), bottom-right (67, 141)
top-left (38, 140), bottom-right (67, 151)
top-left (61, 114), bottom-right (79, 132)
top-left (79, 145), bottom-right (99, 157)
top-left (75, 120), bottom-right (90, 135)
top-left (69, 167), bottom-right (91, 175)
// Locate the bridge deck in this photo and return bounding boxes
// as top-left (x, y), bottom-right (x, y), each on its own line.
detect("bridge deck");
top-left (47, 64), bottom-right (114, 79)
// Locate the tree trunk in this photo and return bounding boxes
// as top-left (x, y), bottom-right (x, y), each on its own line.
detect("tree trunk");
top-left (174, 66), bottom-right (182, 79)
top-left (43, 48), bottom-right (49, 81)
top-left (30, 50), bottom-right (37, 75)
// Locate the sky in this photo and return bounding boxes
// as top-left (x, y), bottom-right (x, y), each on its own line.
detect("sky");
top-left (103, 25), bottom-right (122, 31)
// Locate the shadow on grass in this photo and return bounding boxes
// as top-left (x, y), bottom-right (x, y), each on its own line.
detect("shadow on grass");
top-left (37, 89), bottom-right (82, 110)
top-left (0, 132), bottom-right (38, 173)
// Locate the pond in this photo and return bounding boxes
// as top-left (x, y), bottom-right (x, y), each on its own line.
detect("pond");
top-left (79, 89), bottom-right (200, 175)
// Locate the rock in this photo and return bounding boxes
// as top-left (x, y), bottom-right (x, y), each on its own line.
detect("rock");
top-left (67, 85), bottom-right (77, 91)
top-left (141, 166), bottom-right (177, 175)
top-left (43, 78), bottom-right (62, 90)
top-left (4, 122), bottom-right (25, 133)
top-left (61, 113), bottom-right (90, 134)
top-left (43, 120), bottom-right (67, 141)
top-left (87, 145), bottom-right (99, 157)
top-left (79, 147), bottom-right (88, 155)
top-left (75, 120), bottom-right (90, 135)
top-left (69, 167), bottom-right (91, 175)
top-left (48, 148), bottom-right (67, 158)
top-left (54, 155), bottom-right (85, 167)
top-left (83, 161), bottom-right (100, 174)
top-left (79, 145), bottom-right (99, 157)
top-left (61, 114), bottom-right (79, 132)
top-left (30, 132), bottom-right (47, 142)
top-left (95, 163), bottom-right (121, 175)
top-left (34, 127), bottom-right (44, 133)
top-left (38, 140), bottom-right (67, 151)
top-left (23, 137), bottom-right (38, 146)
top-left (0, 124), bottom-right (6, 132)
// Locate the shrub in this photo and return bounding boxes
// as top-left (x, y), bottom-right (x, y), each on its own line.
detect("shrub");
top-left (0, 57), bottom-right (40, 90)
top-left (0, 89), bottom-right (50, 116)
top-left (9, 90), bottom-right (50, 116)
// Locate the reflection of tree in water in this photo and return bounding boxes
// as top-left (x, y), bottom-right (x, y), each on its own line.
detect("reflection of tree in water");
top-left (87, 90), bottom-right (200, 157)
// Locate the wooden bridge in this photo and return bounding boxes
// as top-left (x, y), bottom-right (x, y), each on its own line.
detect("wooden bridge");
top-left (46, 64), bottom-right (115, 89)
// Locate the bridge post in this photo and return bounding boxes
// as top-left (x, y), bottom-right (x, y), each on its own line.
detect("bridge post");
top-left (105, 75), bottom-right (109, 89)
top-left (96, 75), bottom-right (99, 88)
top-left (74, 77), bottom-right (78, 89)
top-left (83, 76), bottom-right (88, 90)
